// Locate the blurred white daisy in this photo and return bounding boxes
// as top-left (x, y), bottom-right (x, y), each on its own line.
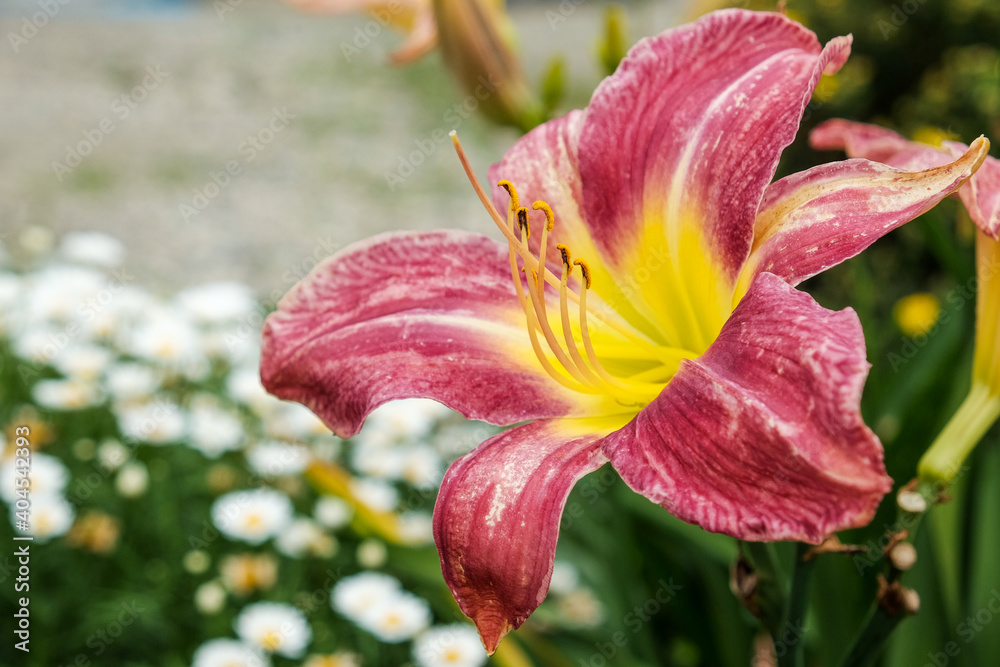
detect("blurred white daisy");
top-left (23, 265), bottom-right (106, 324)
top-left (331, 572), bottom-right (403, 621)
top-left (397, 511), bottom-right (434, 545)
top-left (12, 494), bottom-right (75, 543)
top-left (127, 306), bottom-right (202, 366)
top-left (59, 231), bottom-right (126, 268)
top-left (115, 461), bottom-right (149, 498)
top-left (275, 517), bottom-right (336, 559)
top-left (177, 281), bottom-right (257, 324)
top-left (1, 452), bottom-right (69, 501)
top-left (116, 399), bottom-right (186, 444)
top-left (0, 272), bottom-right (21, 311)
top-left (97, 440), bottom-right (130, 472)
top-left (192, 638), bottom-right (270, 667)
top-left (351, 444), bottom-right (405, 480)
top-left (226, 367), bottom-right (281, 415)
top-left (188, 398), bottom-right (245, 458)
top-left (245, 441), bottom-right (311, 477)
top-left (194, 581), bottom-right (227, 615)
top-left (356, 538), bottom-right (387, 569)
top-left (265, 402), bottom-right (329, 441)
top-left (105, 363), bottom-right (160, 402)
top-left (235, 602), bottom-right (312, 658)
top-left (51, 343), bottom-right (113, 381)
top-left (549, 561), bottom-right (580, 596)
top-left (349, 478), bottom-right (398, 513)
top-left (401, 446), bottom-right (443, 489)
top-left (32, 378), bottom-right (105, 410)
top-left (211, 488), bottom-right (293, 545)
top-left (356, 591), bottom-right (431, 643)
top-left (313, 496), bottom-right (353, 530)
top-left (361, 398), bottom-right (451, 447)
top-left (413, 624), bottom-right (488, 667)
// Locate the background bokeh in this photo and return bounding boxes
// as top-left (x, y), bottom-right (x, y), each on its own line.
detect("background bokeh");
top-left (1, 0), bottom-right (999, 665)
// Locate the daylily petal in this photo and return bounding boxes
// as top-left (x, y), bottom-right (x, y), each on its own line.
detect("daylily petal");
top-left (433, 418), bottom-right (614, 653)
top-left (486, 112), bottom-right (666, 344)
top-left (576, 10), bottom-right (849, 350)
top-left (260, 230), bottom-right (605, 437)
top-left (602, 272), bottom-right (892, 544)
top-left (736, 139), bottom-right (990, 299)
top-left (811, 119), bottom-right (999, 239)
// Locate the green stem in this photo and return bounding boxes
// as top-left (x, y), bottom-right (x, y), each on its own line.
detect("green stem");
top-left (918, 383), bottom-right (1000, 485)
top-left (838, 606), bottom-right (905, 667)
top-left (744, 541), bottom-right (786, 640)
top-left (778, 543), bottom-right (814, 667)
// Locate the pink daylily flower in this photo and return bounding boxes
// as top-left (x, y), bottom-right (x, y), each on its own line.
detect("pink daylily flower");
top-left (261, 9), bottom-right (989, 652)
top-left (809, 119), bottom-right (999, 483)
top-left (811, 119), bottom-right (1000, 239)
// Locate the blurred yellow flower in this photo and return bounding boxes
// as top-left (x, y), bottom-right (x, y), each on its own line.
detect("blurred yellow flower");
top-left (893, 292), bottom-right (941, 337)
top-left (220, 553), bottom-right (279, 596)
top-left (66, 511), bottom-right (121, 555)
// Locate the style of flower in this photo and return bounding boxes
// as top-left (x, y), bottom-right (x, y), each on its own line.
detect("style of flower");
top-left (261, 9), bottom-right (989, 651)
top-left (811, 119), bottom-right (999, 485)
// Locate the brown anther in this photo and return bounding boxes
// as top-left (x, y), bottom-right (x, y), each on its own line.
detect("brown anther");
top-left (517, 207), bottom-right (530, 238)
top-left (574, 259), bottom-right (592, 289)
top-left (556, 244), bottom-right (571, 272)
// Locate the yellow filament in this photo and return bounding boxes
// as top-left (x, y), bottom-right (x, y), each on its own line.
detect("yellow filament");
top-left (449, 131), bottom-right (657, 347)
top-left (450, 131), bottom-right (675, 404)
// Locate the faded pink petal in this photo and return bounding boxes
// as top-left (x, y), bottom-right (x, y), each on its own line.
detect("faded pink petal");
top-left (737, 139), bottom-right (989, 296)
top-left (433, 419), bottom-right (609, 653)
top-left (260, 230), bottom-right (606, 438)
top-left (603, 273), bottom-right (892, 544)
top-left (812, 119), bottom-right (999, 239)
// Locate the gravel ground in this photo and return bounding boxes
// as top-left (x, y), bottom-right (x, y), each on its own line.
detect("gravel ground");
top-left (0, 0), bottom-right (689, 296)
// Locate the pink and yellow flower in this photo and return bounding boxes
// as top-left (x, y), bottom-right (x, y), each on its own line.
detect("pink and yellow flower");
top-left (811, 119), bottom-right (999, 485)
top-left (261, 10), bottom-right (988, 651)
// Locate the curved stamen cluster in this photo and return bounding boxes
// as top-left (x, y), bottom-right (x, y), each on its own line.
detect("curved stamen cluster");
top-left (449, 131), bottom-right (666, 406)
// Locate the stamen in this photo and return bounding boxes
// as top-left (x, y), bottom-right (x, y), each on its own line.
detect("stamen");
top-left (533, 201), bottom-right (554, 290)
top-left (575, 258), bottom-right (662, 399)
top-left (517, 207), bottom-right (530, 239)
top-left (497, 180), bottom-right (518, 210)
